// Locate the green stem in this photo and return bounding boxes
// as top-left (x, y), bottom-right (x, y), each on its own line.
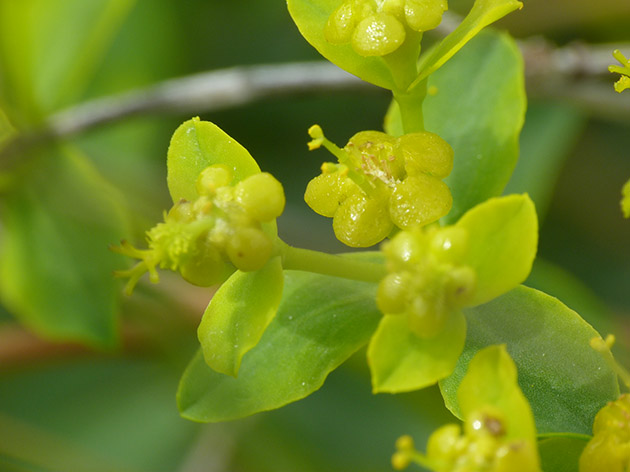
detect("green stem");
top-left (277, 240), bottom-right (386, 283)
top-left (382, 32), bottom-right (427, 134)
top-left (393, 80), bottom-right (427, 134)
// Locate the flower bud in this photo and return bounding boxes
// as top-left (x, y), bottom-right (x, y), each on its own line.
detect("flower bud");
top-left (234, 172), bottom-right (286, 222)
top-left (351, 12), bottom-right (406, 57)
top-left (226, 227), bottom-right (274, 272)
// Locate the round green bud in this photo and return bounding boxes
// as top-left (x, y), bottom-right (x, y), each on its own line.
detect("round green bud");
top-left (234, 172), bottom-right (286, 222)
top-left (444, 266), bottom-right (476, 307)
top-left (404, 0), bottom-right (448, 32)
top-left (351, 12), bottom-right (406, 57)
top-left (226, 227), bottom-right (273, 271)
top-left (179, 242), bottom-right (231, 287)
top-left (426, 424), bottom-right (461, 464)
top-left (333, 192), bottom-right (393, 247)
top-left (324, 1), bottom-right (360, 44)
top-left (389, 174), bottom-right (452, 229)
top-left (383, 229), bottom-right (426, 270)
top-left (406, 295), bottom-right (448, 338)
top-left (377, 272), bottom-right (410, 314)
top-left (397, 132), bottom-right (454, 178)
top-left (430, 226), bottom-right (469, 264)
top-left (304, 172), bottom-right (354, 217)
top-left (196, 164), bottom-right (233, 196)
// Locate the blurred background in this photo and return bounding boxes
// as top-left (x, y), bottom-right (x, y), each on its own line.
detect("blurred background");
top-left (0, 0), bottom-right (629, 470)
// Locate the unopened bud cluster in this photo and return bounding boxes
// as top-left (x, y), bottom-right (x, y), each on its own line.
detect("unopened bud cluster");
top-left (393, 410), bottom-right (538, 472)
top-left (114, 165), bottom-right (285, 294)
top-left (376, 226), bottom-right (474, 338)
top-left (580, 394), bottom-right (630, 472)
top-left (325, 0), bottom-right (448, 56)
top-left (305, 125), bottom-right (453, 247)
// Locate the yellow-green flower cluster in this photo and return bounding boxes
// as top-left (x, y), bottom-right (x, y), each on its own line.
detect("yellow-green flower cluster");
top-left (325, 0), bottom-right (448, 56)
top-left (580, 394), bottom-right (630, 472)
top-left (393, 410), bottom-right (539, 472)
top-left (609, 49), bottom-right (630, 93)
top-left (377, 225), bottom-right (474, 338)
top-left (113, 165), bottom-right (285, 294)
top-left (305, 125), bottom-right (453, 247)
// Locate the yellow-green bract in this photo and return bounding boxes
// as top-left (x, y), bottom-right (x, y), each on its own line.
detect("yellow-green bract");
top-left (367, 194), bottom-right (537, 393)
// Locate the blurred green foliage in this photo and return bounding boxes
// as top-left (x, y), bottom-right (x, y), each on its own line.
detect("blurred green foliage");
top-left (0, 0), bottom-right (629, 470)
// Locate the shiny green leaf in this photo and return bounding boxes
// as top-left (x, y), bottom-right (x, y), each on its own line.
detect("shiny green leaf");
top-left (0, 147), bottom-right (129, 347)
top-left (456, 194), bottom-right (538, 306)
top-left (386, 31), bottom-right (525, 223)
top-left (198, 256), bottom-right (284, 377)
top-left (167, 118), bottom-right (261, 203)
top-left (440, 286), bottom-right (620, 435)
top-left (178, 260), bottom-right (382, 422)
top-left (538, 435), bottom-right (589, 472)
top-left (367, 310), bottom-right (466, 393)
top-left (458, 345), bottom-right (537, 441)
top-left (413, 0), bottom-right (522, 84)
top-left (286, 0), bottom-right (397, 90)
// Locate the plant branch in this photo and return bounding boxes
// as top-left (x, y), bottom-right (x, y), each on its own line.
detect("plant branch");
top-left (1, 33), bottom-right (629, 165)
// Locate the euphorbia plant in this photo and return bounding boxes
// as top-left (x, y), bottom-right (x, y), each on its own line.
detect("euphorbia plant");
top-left (109, 0), bottom-right (626, 470)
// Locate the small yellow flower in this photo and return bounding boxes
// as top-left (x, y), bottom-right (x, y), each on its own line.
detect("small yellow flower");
top-left (304, 125), bottom-right (453, 247)
top-left (609, 49), bottom-right (630, 93)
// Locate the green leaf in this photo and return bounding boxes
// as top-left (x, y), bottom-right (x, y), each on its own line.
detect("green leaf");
top-left (0, 146), bottom-right (129, 347)
top-left (0, 0), bottom-right (136, 120)
top-left (458, 345), bottom-right (537, 441)
top-left (386, 31), bottom-right (526, 223)
top-left (286, 0), bottom-right (397, 90)
top-left (456, 194), bottom-right (538, 306)
top-left (367, 310), bottom-right (466, 393)
top-left (503, 102), bottom-right (586, 222)
top-left (440, 286), bottom-right (620, 435)
top-left (198, 256), bottom-right (284, 377)
top-left (178, 263), bottom-right (382, 422)
top-left (538, 435), bottom-right (589, 472)
top-left (167, 118), bottom-right (261, 203)
top-left (413, 0), bottom-right (523, 85)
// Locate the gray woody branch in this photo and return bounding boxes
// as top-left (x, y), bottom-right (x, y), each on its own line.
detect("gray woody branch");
top-left (1, 34), bottom-right (628, 165)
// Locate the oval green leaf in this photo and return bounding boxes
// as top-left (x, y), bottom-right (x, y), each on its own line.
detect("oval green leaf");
top-left (386, 30), bottom-right (526, 224)
top-left (367, 310), bottom-right (466, 393)
top-left (286, 0), bottom-right (397, 90)
top-left (0, 146), bottom-right (129, 347)
top-left (456, 194), bottom-right (538, 306)
top-left (439, 286), bottom-right (620, 435)
top-left (167, 117), bottom-right (261, 203)
top-left (198, 256), bottom-right (284, 377)
top-left (178, 258), bottom-right (382, 422)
